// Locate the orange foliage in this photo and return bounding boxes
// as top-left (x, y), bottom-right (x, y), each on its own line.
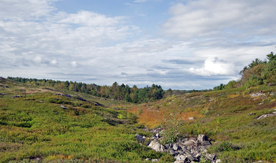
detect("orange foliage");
top-left (128, 106), bottom-right (204, 128)
top-left (228, 94), bottom-right (240, 98)
top-left (180, 111), bottom-right (204, 120)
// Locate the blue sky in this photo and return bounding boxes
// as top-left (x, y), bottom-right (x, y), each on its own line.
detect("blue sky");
top-left (0, 0), bottom-right (276, 90)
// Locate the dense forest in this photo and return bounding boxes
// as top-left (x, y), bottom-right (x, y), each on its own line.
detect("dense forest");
top-left (7, 77), bottom-right (165, 103)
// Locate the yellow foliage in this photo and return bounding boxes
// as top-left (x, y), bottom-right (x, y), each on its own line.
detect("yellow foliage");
top-left (228, 94), bottom-right (239, 98)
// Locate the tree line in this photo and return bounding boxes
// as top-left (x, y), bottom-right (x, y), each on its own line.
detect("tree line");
top-left (7, 77), bottom-right (165, 103)
top-left (213, 51), bottom-right (276, 90)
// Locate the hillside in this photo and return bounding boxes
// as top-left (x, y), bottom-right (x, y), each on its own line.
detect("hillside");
top-left (1, 52), bottom-right (276, 163)
top-left (128, 86), bottom-right (276, 162)
top-left (0, 78), bottom-right (173, 163)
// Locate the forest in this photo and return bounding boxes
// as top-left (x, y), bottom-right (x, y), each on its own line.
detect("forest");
top-left (7, 77), bottom-right (165, 103)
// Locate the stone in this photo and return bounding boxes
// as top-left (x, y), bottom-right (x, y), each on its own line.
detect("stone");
top-left (152, 159), bottom-right (159, 162)
top-left (183, 140), bottom-right (194, 146)
top-left (206, 153), bottom-right (216, 161)
top-left (174, 155), bottom-right (187, 161)
top-left (148, 140), bottom-right (165, 152)
top-left (250, 93), bottom-right (265, 98)
top-left (165, 143), bottom-right (173, 149)
top-left (189, 117), bottom-right (194, 120)
top-left (173, 143), bottom-right (181, 150)
top-left (169, 150), bottom-right (179, 156)
top-left (257, 112), bottom-right (276, 120)
top-left (135, 134), bottom-right (145, 143)
top-left (197, 134), bottom-right (208, 142)
top-left (60, 105), bottom-right (67, 109)
top-left (201, 141), bottom-right (211, 146)
top-left (184, 150), bottom-right (197, 161)
top-left (248, 112), bottom-right (256, 116)
top-left (216, 159), bottom-right (221, 163)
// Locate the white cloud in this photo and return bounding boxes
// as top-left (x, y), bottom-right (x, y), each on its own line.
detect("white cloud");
top-left (133, 0), bottom-right (162, 3)
top-left (134, 0), bottom-right (148, 2)
top-left (0, 0), bottom-right (275, 90)
top-left (50, 59), bottom-right (57, 65)
top-left (0, 0), bottom-right (56, 20)
top-left (161, 0), bottom-right (276, 40)
top-left (57, 11), bottom-right (125, 27)
top-left (70, 61), bottom-right (77, 68)
top-left (189, 57), bottom-right (236, 76)
top-left (33, 56), bottom-right (42, 63)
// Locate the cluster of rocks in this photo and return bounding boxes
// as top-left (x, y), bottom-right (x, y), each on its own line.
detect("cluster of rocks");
top-left (256, 110), bottom-right (276, 120)
top-left (11, 95), bottom-right (22, 98)
top-left (136, 131), bottom-right (220, 163)
top-left (250, 92), bottom-right (266, 98)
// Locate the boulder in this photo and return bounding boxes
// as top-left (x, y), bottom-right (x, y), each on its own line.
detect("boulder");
top-left (197, 134), bottom-right (208, 142)
top-left (183, 140), bottom-right (194, 146)
top-left (206, 153), bottom-right (216, 161)
top-left (148, 140), bottom-right (165, 152)
top-left (173, 143), bottom-right (181, 150)
top-left (135, 134), bottom-right (145, 143)
top-left (169, 150), bottom-right (179, 156)
top-left (174, 155), bottom-right (187, 161)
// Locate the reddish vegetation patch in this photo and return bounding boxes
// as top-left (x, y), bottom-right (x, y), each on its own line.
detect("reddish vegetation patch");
top-left (180, 111), bottom-right (204, 120)
top-left (128, 106), bottom-right (204, 128)
top-left (256, 101), bottom-right (276, 110)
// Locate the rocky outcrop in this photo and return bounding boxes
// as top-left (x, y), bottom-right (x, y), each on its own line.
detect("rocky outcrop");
top-left (250, 92), bottom-right (266, 98)
top-left (148, 140), bottom-right (165, 152)
top-left (136, 130), bottom-right (218, 163)
top-left (256, 110), bottom-right (276, 120)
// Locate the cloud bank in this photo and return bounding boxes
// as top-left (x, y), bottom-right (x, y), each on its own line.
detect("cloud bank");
top-left (0, 0), bottom-right (276, 90)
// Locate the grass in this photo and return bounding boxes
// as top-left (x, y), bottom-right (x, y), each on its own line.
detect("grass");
top-left (127, 86), bottom-right (276, 162)
top-left (0, 79), bottom-right (174, 163)
top-left (2, 78), bottom-right (276, 162)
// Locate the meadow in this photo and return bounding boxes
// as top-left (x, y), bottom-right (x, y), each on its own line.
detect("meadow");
top-left (0, 79), bottom-right (173, 163)
top-left (1, 76), bottom-right (276, 163)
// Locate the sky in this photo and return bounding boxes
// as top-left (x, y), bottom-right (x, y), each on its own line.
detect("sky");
top-left (0, 0), bottom-right (276, 90)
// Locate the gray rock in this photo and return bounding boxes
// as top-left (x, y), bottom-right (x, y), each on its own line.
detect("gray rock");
top-left (135, 134), bottom-right (145, 143)
top-left (216, 159), bottom-right (221, 163)
top-left (174, 160), bottom-right (186, 163)
top-left (152, 159), bottom-right (159, 162)
top-left (206, 153), bottom-right (216, 161)
top-left (174, 155), bottom-right (187, 161)
top-left (197, 134), bottom-right (208, 142)
top-left (201, 141), bottom-right (211, 146)
top-left (185, 150), bottom-right (198, 161)
top-left (169, 150), bottom-right (179, 156)
top-left (60, 105), bottom-right (67, 109)
top-left (165, 143), bottom-right (173, 149)
top-left (183, 140), bottom-right (194, 146)
top-left (257, 112), bottom-right (276, 120)
top-left (250, 93), bottom-right (265, 98)
top-left (148, 140), bottom-right (165, 152)
top-left (173, 143), bottom-right (181, 150)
